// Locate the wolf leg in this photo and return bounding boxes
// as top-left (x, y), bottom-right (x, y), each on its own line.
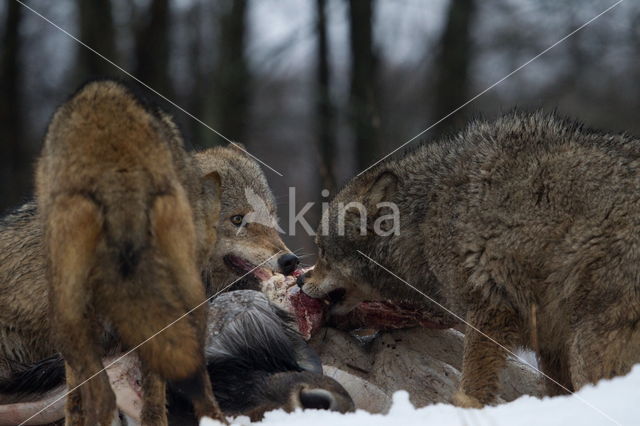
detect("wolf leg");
top-left (64, 365), bottom-right (84, 426)
top-left (453, 306), bottom-right (522, 407)
top-left (170, 368), bottom-right (226, 423)
top-left (47, 195), bottom-right (115, 426)
top-left (140, 363), bottom-right (167, 426)
top-left (537, 346), bottom-right (573, 396)
top-left (151, 193), bottom-right (226, 422)
top-left (569, 320), bottom-right (640, 390)
top-left (67, 367), bottom-right (121, 426)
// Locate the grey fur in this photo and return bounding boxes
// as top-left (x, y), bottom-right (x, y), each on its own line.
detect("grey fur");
top-left (0, 145), bottom-right (292, 372)
top-left (302, 111), bottom-right (640, 405)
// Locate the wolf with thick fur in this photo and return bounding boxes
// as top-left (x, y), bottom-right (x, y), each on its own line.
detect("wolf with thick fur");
top-left (300, 112), bottom-right (640, 407)
top-left (35, 80), bottom-right (224, 425)
top-left (194, 145), bottom-right (299, 294)
top-left (0, 123), bottom-right (297, 387)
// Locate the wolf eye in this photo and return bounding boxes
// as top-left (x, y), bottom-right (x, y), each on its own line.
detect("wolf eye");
top-left (230, 215), bottom-right (244, 227)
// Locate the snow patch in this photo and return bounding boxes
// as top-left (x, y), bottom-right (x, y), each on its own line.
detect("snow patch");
top-left (201, 365), bottom-right (640, 426)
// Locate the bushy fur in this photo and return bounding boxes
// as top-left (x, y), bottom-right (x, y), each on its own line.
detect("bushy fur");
top-left (194, 147), bottom-right (292, 294)
top-left (0, 120), bottom-right (294, 386)
top-left (301, 111), bottom-right (640, 406)
top-left (35, 80), bottom-right (223, 425)
top-left (0, 203), bottom-right (51, 377)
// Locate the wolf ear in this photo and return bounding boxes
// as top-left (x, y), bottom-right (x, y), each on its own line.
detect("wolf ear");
top-left (363, 171), bottom-right (398, 211)
top-left (203, 170), bottom-right (222, 195)
top-left (203, 171), bottom-right (222, 217)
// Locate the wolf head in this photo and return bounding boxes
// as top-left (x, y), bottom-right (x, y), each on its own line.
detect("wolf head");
top-left (298, 167), bottom-right (415, 314)
top-left (298, 158), bottom-right (448, 317)
top-left (193, 145), bottom-right (299, 294)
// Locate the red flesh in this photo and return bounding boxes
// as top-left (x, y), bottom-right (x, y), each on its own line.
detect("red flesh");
top-left (273, 269), bottom-right (457, 339)
top-left (335, 301), bottom-right (456, 331)
top-left (288, 286), bottom-right (326, 340)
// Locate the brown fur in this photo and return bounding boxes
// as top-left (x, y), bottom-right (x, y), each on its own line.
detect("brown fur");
top-left (301, 112), bottom-right (640, 406)
top-left (34, 80), bottom-right (224, 425)
top-left (0, 131), bottom-right (294, 381)
top-left (194, 146), bottom-right (292, 294)
top-left (0, 203), bottom-right (50, 376)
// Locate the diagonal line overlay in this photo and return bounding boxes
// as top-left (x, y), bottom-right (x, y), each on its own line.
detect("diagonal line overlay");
top-left (357, 250), bottom-right (621, 426)
top-left (14, 0), bottom-right (284, 177)
top-left (358, 0), bottom-right (624, 176)
top-left (18, 252), bottom-right (282, 426)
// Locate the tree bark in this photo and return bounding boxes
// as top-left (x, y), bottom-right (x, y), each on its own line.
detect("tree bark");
top-left (184, 0), bottom-right (206, 147)
top-left (315, 0), bottom-right (336, 194)
top-left (134, 0), bottom-right (172, 97)
top-left (432, 0), bottom-right (476, 135)
top-left (76, 0), bottom-right (118, 79)
top-left (212, 0), bottom-right (250, 144)
top-left (0, 0), bottom-right (28, 210)
top-left (348, 0), bottom-right (380, 172)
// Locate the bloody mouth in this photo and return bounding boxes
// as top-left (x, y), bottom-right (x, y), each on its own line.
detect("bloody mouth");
top-left (288, 286), bottom-right (327, 340)
top-left (262, 270), bottom-right (458, 340)
top-left (223, 254), bottom-right (273, 282)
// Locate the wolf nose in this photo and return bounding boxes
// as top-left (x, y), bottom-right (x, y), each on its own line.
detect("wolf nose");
top-left (298, 388), bottom-right (338, 411)
top-left (278, 253), bottom-right (300, 275)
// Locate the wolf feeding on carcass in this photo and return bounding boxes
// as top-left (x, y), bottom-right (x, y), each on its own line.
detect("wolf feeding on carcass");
top-left (268, 271), bottom-right (544, 411)
top-left (0, 267), bottom-right (545, 424)
top-left (0, 290), bottom-right (353, 425)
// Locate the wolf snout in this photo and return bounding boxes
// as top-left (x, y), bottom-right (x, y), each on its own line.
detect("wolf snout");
top-left (296, 387), bottom-right (353, 413)
top-left (278, 253), bottom-right (300, 275)
top-left (295, 269), bottom-right (313, 289)
top-left (296, 273), bottom-right (305, 288)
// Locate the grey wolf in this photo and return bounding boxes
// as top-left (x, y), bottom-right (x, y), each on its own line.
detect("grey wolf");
top-left (300, 111), bottom-right (640, 407)
top-left (35, 80), bottom-right (223, 425)
top-left (0, 114), bottom-right (298, 390)
top-left (193, 145), bottom-right (299, 294)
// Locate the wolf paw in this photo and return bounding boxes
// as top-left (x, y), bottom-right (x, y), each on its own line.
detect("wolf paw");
top-left (451, 390), bottom-right (483, 408)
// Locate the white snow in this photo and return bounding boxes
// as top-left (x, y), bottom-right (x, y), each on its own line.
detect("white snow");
top-left (202, 365), bottom-right (640, 426)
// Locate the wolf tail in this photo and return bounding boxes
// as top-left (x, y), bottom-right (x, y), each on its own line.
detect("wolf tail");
top-left (104, 187), bottom-right (207, 382)
top-left (40, 80), bottom-right (208, 386)
top-left (100, 183), bottom-right (152, 278)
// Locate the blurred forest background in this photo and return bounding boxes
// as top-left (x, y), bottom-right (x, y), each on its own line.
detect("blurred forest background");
top-left (1, 0), bottom-right (639, 260)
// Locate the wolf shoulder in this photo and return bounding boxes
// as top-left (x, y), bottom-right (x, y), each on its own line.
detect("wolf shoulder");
top-left (413, 112), bottom-right (640, 228)
top-left (407, 112), bottom-right (640, 301)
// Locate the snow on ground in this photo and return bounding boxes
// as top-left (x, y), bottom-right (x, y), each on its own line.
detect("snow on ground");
top-left (202, 365), bottom-right (639, 426)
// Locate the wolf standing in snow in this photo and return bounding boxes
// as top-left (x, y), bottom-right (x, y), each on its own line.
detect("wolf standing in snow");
top-left (35, 80), bottom-right (224, 425)
top-left (300, 112), bottom-right (640, 407)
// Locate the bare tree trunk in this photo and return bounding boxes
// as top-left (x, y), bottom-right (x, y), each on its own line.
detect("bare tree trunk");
top-left (0, 1), bottom-right (28, 210)
top-left (431, 0), bottom-right (476, 135)
top-left (348, 0), bottom-right (380, 172)
top-left (185, 0), bottom-right (206, 147)
top-left (134, 0), bottom-right (172, 97)
top-left (212, 0), bottom-right (250, 145)
top-left (315, 0), bottom-right (336, 195)
top-left (76, 0), bottom-right (118, 79)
